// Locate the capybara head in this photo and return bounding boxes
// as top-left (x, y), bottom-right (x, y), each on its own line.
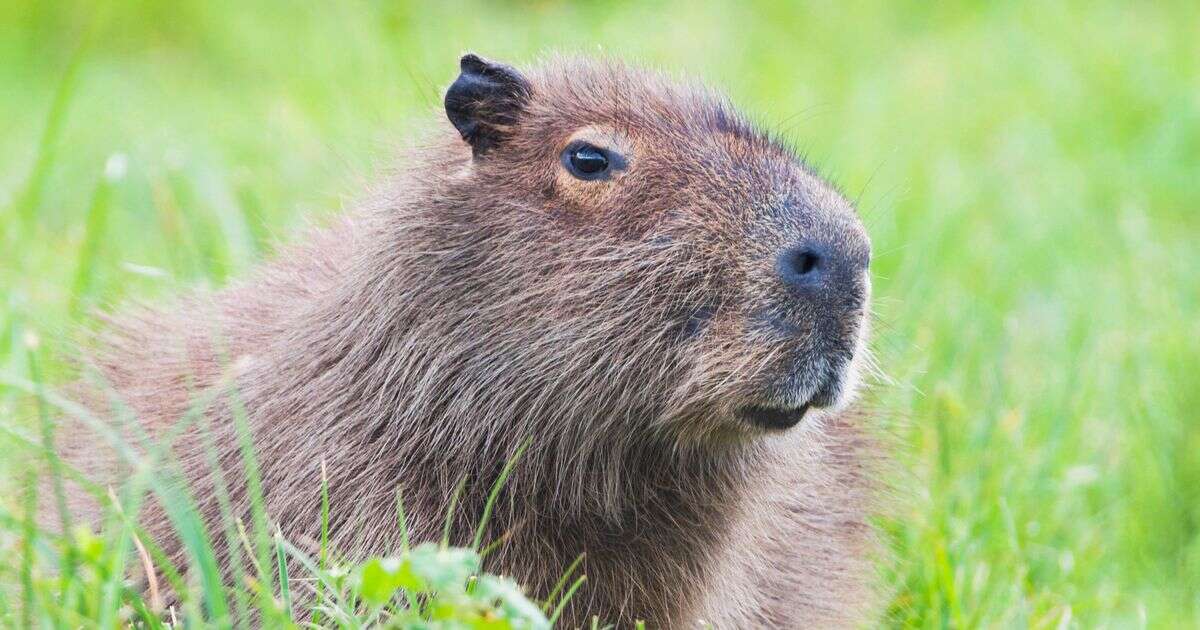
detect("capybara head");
top-left (386, 54), bottom-right (870, 450)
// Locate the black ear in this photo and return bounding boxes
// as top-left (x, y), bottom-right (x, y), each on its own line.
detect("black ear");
top-left (444, 54), bottom-right (532, 157)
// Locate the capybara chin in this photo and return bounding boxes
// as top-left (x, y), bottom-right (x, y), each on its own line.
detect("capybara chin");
top-left (59, 54), bottom-right (880, 628)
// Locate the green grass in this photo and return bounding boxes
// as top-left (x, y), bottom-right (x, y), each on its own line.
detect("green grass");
top-left (2, 0), bottom-right (1198, 627)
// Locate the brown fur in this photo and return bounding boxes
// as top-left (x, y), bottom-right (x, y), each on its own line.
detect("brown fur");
top-left (58, 56), bottom-right (881, 628)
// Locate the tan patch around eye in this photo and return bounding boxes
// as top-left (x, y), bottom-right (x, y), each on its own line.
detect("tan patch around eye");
top-left (554, 126), bottom-right (637, 214)
top-left (562, 126), bottom-right (635, 160)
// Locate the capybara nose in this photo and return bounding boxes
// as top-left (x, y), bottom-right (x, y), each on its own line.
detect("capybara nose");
top-left (776, 240), bottom-right (869, 296)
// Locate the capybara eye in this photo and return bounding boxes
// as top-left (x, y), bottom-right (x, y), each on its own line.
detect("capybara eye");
top-left (563, 142), bottom-right (611, 180)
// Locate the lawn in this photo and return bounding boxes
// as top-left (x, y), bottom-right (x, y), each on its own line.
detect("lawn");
top-left (2, 0), bottom-right (1198, 627)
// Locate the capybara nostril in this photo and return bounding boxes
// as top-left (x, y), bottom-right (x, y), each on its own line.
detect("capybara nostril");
top-left (777, 245), bottom-right (827, 290)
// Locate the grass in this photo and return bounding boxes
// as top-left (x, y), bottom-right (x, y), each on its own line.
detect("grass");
top-left (1, 0), bottom-right (1198, 627)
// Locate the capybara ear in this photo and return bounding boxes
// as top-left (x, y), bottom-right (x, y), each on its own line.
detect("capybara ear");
top-left (444, 53), bottom-right (532, 157)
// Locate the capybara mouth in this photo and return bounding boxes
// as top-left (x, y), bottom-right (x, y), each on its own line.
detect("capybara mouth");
top-left (738, 402), bottom-right (812, 431)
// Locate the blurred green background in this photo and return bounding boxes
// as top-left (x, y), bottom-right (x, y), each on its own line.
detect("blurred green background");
top-left (2, 0), bottom-right (1197, 627)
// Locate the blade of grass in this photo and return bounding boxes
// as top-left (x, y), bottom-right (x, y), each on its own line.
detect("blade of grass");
top-left (395, 487), bottom-right (410, 553)
top-left (311, 459), bottom-right (330, 626)
top-left (478, 527), bottom-right (514, 560)
top-left (548, 575), bottom-right (587, 627)
top-left (98, 487), bottom-right (140, 629)
top-left (275, 527), bottom-right (292, 619)
top-left (542, 553), bottom-right (585, 614)
top-left (19, 469), bottom-right (38, 630)
top-left (235, 519), bottom-right (267, 583)
top-left (441, 474), bottom-right (468, 549)
top-left (472, 440), bottom-right (528, 551)
top-left (120, 501), bottom-right (163, 613)
top-left (392, 489), bottom-right (422, 613)
top-left (68, 167), bottom-right (117, 320)
top-left (227, 371), bottom-right (276, 598)
top-left (320, 460), bottom-right (331, 564)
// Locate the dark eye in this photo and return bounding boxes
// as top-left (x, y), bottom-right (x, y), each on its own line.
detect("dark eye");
top-left (562, 142), bottom-right (613, 180)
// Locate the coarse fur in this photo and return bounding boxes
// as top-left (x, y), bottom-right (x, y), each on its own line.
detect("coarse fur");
top-left (57, 55), bottom-right (882, 628)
